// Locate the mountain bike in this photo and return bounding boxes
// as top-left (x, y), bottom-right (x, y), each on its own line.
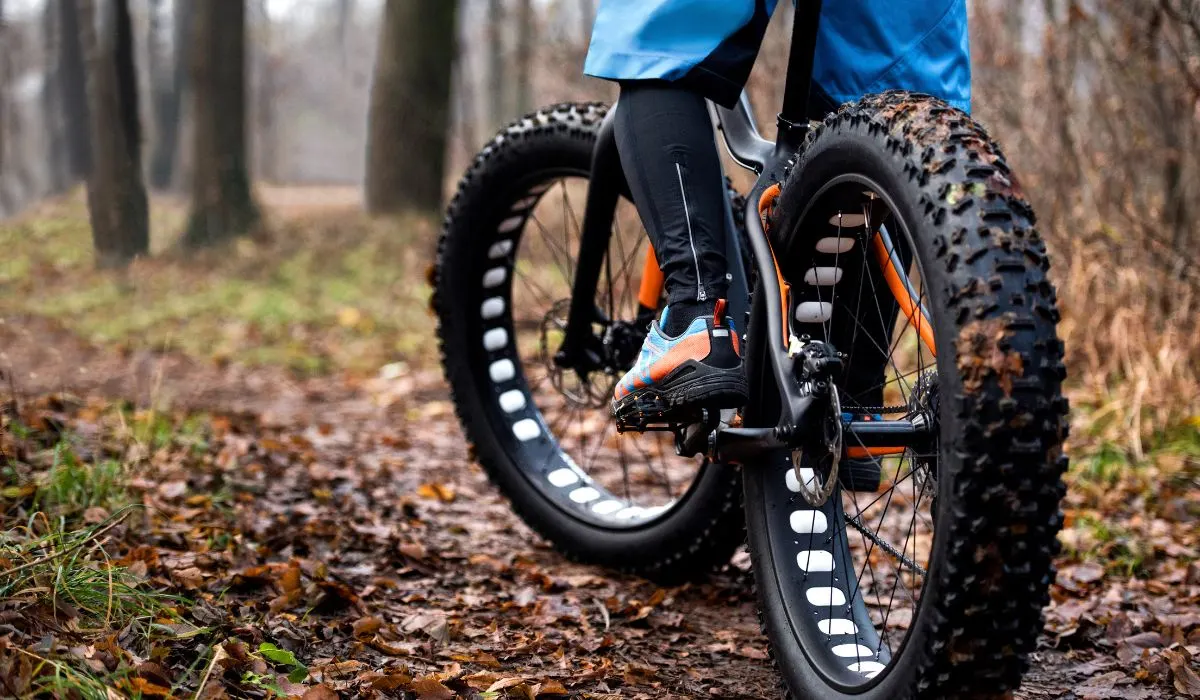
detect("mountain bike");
top-left (433, 4), bottom-right (1069, 697)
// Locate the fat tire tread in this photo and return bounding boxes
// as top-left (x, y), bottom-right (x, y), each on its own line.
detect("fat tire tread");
top-left (747, 91), bottom-right (1069, 699)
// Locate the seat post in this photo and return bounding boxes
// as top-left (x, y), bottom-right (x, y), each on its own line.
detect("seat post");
top-left (777, 0), bottom-right (823, 152)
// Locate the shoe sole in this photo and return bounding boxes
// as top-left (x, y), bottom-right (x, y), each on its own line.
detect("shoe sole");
top-left (613, 360), bottom-right (748, 432)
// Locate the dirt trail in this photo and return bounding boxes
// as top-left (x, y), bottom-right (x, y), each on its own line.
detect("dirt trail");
top-left (1, 322), bottom-right (1186, 698)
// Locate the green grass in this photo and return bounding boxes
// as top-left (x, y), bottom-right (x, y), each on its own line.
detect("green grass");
top-left (0, 191), bottom-right (436, 376)
top-left (0, 407), bottom-right (202, 699)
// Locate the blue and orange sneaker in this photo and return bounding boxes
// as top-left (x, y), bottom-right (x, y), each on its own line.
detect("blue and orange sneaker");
top-left (613, 299), bottom-right (748, 431)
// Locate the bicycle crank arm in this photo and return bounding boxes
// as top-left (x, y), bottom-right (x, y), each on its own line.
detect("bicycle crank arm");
top-left (711, 420), bottom-right (930, 465)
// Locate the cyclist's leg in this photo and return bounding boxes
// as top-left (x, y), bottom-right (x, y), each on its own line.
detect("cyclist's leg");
top-left (585, 1), bottom-right (776, 418)
top-left (607, 81), bottom-right (748, 419)
top-left (612, 81), bottom-right (727, 334)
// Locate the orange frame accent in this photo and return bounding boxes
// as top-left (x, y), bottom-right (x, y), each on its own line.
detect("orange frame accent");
top-left (871, 233), bottom-right (937, 357)
top-left (637, 246), bottom-right (665, 309)
top-left (757, 184), bottom-right (790, 348)
top-left (846, 446), bottom-right (906, 459)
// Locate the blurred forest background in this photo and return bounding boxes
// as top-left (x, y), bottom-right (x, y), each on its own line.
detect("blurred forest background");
top-left (0, 1), bottom-right (1198, 698)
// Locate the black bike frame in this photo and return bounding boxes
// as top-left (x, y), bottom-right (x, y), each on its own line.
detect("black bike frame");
top-left (560, 1), bottom-right (927, 460)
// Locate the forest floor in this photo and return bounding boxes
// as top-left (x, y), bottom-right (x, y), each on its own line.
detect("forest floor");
top-left (0, 190), bottom-right (1197, 699)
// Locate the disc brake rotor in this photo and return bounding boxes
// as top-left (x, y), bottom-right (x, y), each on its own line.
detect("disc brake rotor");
top-left (795, 384), bottom-right (841, 507)
top-left (539, 299), bottom-right (615, 409)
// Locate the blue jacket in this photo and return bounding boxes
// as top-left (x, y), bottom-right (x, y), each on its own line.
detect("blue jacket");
top-left (584, 0), bottom-right (971, 112)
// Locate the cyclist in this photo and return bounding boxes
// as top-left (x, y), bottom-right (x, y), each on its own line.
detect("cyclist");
top-left (586, 0), bottom-right (971, 422)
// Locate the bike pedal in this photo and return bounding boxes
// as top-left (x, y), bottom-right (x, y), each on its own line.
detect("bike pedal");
top-left (614, 393), bottom-right (705, 434)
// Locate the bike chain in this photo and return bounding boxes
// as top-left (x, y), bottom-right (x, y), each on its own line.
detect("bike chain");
top-left (843, 511), bottom-right (928, 576)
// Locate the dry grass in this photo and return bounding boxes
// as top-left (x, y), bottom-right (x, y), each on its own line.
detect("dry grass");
top-left (1054, 229), bottom-right (1200, 459)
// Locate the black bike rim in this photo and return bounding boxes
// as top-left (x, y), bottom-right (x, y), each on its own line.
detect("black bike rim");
top-left (756, 173), bottom-right (943, 691)
top-left (469, 168), bottom-right (711, 531)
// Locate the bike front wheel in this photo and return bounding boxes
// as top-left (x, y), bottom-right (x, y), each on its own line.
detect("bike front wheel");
top-left (434, 103), bottom-right (746, 581)
top-left (743, 92), bottom-right (1069, 699)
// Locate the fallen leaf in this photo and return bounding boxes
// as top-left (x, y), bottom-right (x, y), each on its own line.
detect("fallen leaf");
top-left (486, 677), bottom-right (528, 692)
top-left (401, 611), bottom-right (450, 644)
top-left (411, 676), bottom-right (454, 700)
top-left (535, 679), bottom-right (569, 696)
top-left (417, 482), bottom-right (456, 502)
top-left (370, 672), bottom-right (413, 692)
top-left (278, 564), bottom-right (302, 596)
top-left (301, 684), bottom-right (339, 700)
top-left (158, 481), bottom-right (188, 499)
top-left (352, 616), bottom-right (382, 638)
top-left (1165, 650), bottom-right (1200, 697)
top-left (172, 567), bottom-right (206, 590)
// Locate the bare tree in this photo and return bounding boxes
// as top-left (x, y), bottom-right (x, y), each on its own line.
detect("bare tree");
top-left (148, 0), bottom-right (191, 189)
top-left (364, 0), bottom-right (458, 214)
top-left (1, 0), bottom-right (7, 181)
top-left (335, 0), bottom-right (354, 69)
top-left (58, 0), bottom-right (92, 181)
top-left (515, 0), bottom-right (533, 114)
top-left (487, 0), bottom-right (504, 123)
top-left (79, 0), bottom-right (150, 267)
top-left (0, 0), bottom-right (8, 214)
top-left (250, 0), bottom-right (277, 182)
top-left (183, 0), bottom-right (258, 247)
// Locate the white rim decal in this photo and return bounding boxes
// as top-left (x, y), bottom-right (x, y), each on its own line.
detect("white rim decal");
top-left (805, 587), bottom-right (847, 607)
top-left (512, 418), bottom-right (539, 441)
top-left (818, 618), bottom-right (858, 636)
top-left (489, 359), bottom-right (515, 383)
top-left (795, 301), bottom-right (833, 324)
top-left (790, 510), bottom-right (828, 534)
top-left (815, 236), bottom-right (855, 254)
top-left (796, 550), bottom-right (835, 572)
top-left (498, 390), bottom-right (526, 413)
top-left (481, 297), bottom-right (505, 320)
top-left (483, 267), bottom-right (507, 288)
top-left (498, 215), bottom-right (524, 233)
top-left (827, 213), bottom-right (866, 227)
top-left (483, 328), bottom-right (508, 351)
top-left (785, 467), bottom-right (818, 492)
top-left (832, 644), bottom-right (875, 659)
top-left (546, 468), bottom-right (580, 487)
top-left (591, 500), bottom-right (622, 515)
top-left (804, 266), bottom-right (844, 286)
top-left (488, 240), bottom-right (513, 259)
top-left (568, 487), bottom-right (600, 503)
top-left (511, 195), bottom-right (540, 210)
top-left (847, 661), bottom-right (885, 677)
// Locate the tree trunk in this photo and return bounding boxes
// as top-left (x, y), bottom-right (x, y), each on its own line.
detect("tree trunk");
top-left (148, 0), bottom-right (190, 189)
top-left (41, 0), bottom-right (72, 193)
top-left (335, 0), bottom-right (353, 70)
top-left (0, 0), bottom-right (8, 208)
top-left (251, 0), bottom-right (277, 182)
top-left (79, 0), bottom-right (150, 268)
top-left (183, 0), bottom-right (258, 247)
top-left (1, 0), bottom-right (7, 177)
top-left (487, 0), bottom-right (504, 123)
top-left (515, 0), bottom-right (533, 114)
top-left (364, 0), bottom-right (458, 215)
top-left (59, 0), bottom-right (92, 180)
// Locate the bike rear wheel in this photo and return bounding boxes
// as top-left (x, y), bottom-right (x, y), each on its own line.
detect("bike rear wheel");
top-left (435, 103), bottom-right (745, 581)
top-left (743, 92), bottom-right (1069, 699)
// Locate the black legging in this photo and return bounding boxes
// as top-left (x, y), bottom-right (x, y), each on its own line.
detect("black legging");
top-left (614, 81), bottom-right (729, 321)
